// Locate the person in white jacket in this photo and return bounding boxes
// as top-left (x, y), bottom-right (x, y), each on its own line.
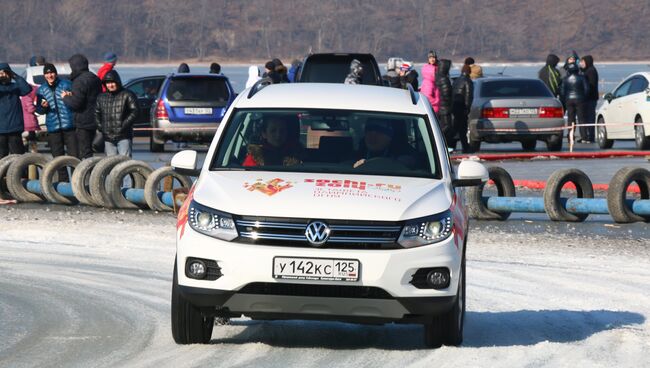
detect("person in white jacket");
top-left (246, 65), bottom-right (261, 88)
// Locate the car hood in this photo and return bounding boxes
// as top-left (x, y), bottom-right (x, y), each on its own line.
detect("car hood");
top-left (192, 171), bottom-right (451, 221)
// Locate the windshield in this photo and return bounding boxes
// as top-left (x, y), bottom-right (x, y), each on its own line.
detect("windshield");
top-left (166, 77), bottom-right (230, 105)
top-left (480, 79), bottom-right (552, 98)
top-left (211, 109), bottom-right (440, 178)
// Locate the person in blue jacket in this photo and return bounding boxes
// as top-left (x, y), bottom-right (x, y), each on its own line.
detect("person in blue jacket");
top-left (36, 64), bottom-right (78, 173)
top-left (0, 62), bottom-right (31, 158)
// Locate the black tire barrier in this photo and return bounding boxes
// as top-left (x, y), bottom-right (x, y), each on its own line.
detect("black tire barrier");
top-left (0, 154), bottom-right (21, 200)
top-left (144, 166), bottom-right (192, 211)
top-left (89, 155), bottom-right (131, 208)
top-left (607, 167), bottom-right (650, 223)
top-left (466, 166), bottom-right (516, 221)
top-left (71, 157), bottom-right (103, 206)
top-left (106, 160), bottom-right (154, 209)
top-left (6, 153), bottom-right (50, 203)
top-left (40, 156), bottom-right (80, 205)
top-left (543, 168), bottom-right (594, 222)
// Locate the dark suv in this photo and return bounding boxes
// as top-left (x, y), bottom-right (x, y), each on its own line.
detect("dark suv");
top-left (149, 73), bottom-right (236, 152)
top-left (296, 53), bottom-right (383, 86)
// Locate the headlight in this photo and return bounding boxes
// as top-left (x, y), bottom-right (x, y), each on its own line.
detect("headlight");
top-left (398, 210), bottom-right (453, 248)
top-left (188, 200), bottom-right (238, 241)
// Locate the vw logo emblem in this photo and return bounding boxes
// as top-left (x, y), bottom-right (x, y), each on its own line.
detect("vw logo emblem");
top-left (305, 221), bottom-right (330, 246)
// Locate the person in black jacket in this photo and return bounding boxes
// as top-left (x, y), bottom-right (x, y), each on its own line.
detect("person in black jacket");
top-left (0, 62), bottom-right (31, 158)
top-left (95, 70), bottom-right (138, 157)
top-left (580, 55), bottom-right (599, 143)
top-left (62, 54), bottom-right (102, 159)
top-left (451, 65), bottom-right (474, 153)
top-left (560, 61), bottom-right (589, 149)
top-left (398, 63), bottom-right (419, 90)
top-left (435, 59), bottom-right (453, 143)
top-left (538, 54), bottom-right (561, 98)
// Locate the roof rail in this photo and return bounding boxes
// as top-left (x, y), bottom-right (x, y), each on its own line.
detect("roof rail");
top-left (247, 77), bottom-right (273, 99)
top-left (407, 84), bottom-right (419, 105)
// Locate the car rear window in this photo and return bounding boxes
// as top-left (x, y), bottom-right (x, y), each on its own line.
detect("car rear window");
top-left (480, 80), bottom-right (552, 98)
top-left (299, 57), bottom-right (379, 85)
top-left (166, 77), bottom-right (230, 104)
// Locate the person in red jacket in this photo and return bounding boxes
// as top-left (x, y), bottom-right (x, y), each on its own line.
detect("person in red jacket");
top-left (97, 52), bottom-right (117, 92)
top-left (242, 115), bottom-right (302, 167)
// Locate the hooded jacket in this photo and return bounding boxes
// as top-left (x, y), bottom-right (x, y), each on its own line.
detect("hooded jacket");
top-left (452, 72), bottom-right (474, 114)
top-left (36, 78), bottom-right (75, 132)
top-left (62, 54), bottom-right (102, 130)
top-left (435, 59), bottom-right (453, 114)
top-left (560, 64), bottom-right (589, 103)
top-left (0, 63), bottom-right (32, 134)
top-left (538, 54), bottom-right (561, 97)
top-left (581, 55), bottom-right (599, 101)
top-left (344, 59), bottom-right (363, 85)
top-left (420, 63), bottom-right (439, 112)
top-left (21, 85), bottom-right (40, 132)
top-left (95, 70), bottom-right (138, 142)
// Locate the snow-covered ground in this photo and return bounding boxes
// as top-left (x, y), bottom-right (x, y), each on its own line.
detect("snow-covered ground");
top-left (0, 205), bottom-right (649, 368)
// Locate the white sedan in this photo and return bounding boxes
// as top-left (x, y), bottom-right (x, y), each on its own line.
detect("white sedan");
top-left (596, 72), bottom-right (650, 149)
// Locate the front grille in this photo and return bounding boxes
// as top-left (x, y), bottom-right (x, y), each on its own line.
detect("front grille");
top-left (234, 216), bottom-right (403, 249)
top-left (238, 282), bottom-right (393, 299)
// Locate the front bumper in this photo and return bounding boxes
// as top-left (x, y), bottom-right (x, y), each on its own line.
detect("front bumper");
top-left (176, 226), bottom-right (463, 321)
top-left (469, 118), bottom-right (565, 141)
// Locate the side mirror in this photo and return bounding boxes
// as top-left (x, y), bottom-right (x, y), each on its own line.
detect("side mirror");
top-left (171, 150), bottom-right (201, 176)
top-left (604, 93), bottom-right (614, 103)
top-left (452, 160), bottom-right (488, 187)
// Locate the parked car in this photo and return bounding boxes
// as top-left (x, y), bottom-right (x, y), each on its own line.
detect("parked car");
top-left (169, 82), bottom-right (488, 348)
top-left (596, 72), bottom-right (650, 150)
top-left (149, 73), bottom-right (236, 152)
top-left (296, 53), bottom-right (384, 86)
top-left (467, 77), bottom-right (565, 151)
top-left (123, 75), bottom-right (165, 137)
top-left (21, 64), bottom-right (73, 133)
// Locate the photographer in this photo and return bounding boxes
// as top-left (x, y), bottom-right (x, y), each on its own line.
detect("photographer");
top-left (0, 63), bottom-right (31, 158)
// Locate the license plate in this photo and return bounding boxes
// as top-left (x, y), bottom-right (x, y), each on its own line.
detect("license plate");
top-left (184, 107), bottom-right (213, 115)
top-left (509, 108), bottom-right (538, 116)
top-left (273, 257), bottom-right (360, 282)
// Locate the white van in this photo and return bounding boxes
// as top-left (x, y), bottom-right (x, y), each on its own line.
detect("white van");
top-left (170, 82), bottom-right (488, 348)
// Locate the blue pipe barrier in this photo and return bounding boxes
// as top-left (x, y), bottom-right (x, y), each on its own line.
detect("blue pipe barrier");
top-left (484, 196), bottom-right (650, 216)
top-left (26, 180), bottom-right (75, 197)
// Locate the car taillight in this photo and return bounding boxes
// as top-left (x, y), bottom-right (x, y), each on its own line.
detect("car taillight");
top-left (481, 108), bottom-right (510, 119)
top-left (155, 99), bottom-right (169, 119)
top-left (538, 107), bottom-right (564, 118)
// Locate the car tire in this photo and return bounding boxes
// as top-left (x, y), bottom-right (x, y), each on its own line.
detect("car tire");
top-left (467, 139), bottom-right (481, 153)
top-left (596, 117), bottom-right (613, 149)
top-left (0, 154), bottom-right (21, 199)
top-left (6, 153), bottom-right (50, 203)
top-left (106, 160), bottom-right (153, 209)
top-left (466, 166), bottom-right (516, 221)
top-left (150, 132), bottom-right (165, 153)
top-left (607, 167), bottom-right (650, 223)
top-left (545, 134), bottom-right (563, 151)
top-left (144, 166), bottom-right (192, 211)
top-left (71, 157), bottom-right (103, 206)
top-left (89, 156), bottom-right (131, 208)
top-left (171, 260), bottom-right (214, 344)
top-left (543, 168), bottom-right (594, 222)
top-left (40, 155), bottom-right (80, 205)
top-left (424, 252), bottom-right (465, 348)
top-left (520, 139), bottom-right (536, 151)
top-left (634, 117), bottom-right (650, 150)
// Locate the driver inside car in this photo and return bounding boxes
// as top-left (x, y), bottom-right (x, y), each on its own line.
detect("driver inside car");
top-left (242, 115), bottom-right (303, 167)
top-left (353, 118), bottom-right (418, 169)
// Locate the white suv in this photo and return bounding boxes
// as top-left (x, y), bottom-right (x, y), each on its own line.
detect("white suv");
top-left (170, 82), bottom-right (488, 348)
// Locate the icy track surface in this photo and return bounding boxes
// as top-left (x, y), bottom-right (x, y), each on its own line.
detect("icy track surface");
top-left (1, 205), bottom-right (649, 368)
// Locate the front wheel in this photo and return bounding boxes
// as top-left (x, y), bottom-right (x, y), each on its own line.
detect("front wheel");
top-left (634, 117), bottom-right (650, 150)
top-left (596, 117), bottom-right (613, 149)
top-left (171, 261), bottom-right (214, 344)
top-left (424, 254), bottom-right (465, 348)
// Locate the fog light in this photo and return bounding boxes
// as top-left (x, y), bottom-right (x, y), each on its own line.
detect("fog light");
top-left (426, 269), bottom-right (450, 289)
top-left (187, 260), bottom-right (207, 279)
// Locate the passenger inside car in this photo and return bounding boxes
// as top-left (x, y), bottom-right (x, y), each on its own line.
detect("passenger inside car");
top-left (353, 118), bottom-right (419, 169)
top-left (242, 115), bottom-right (303, 167)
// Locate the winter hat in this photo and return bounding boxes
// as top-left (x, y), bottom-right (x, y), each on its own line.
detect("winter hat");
top-left (427, 50), bottom-right (437, 58)
top-left (177, 63), bottom-right (190, 73)
top-left (104, 52), bottom-right (117, 63)
top-left (43, 63), bottom-right (57, 74)
top-left (0, 62), bottom-right (12, 72)
top-left (400, 62), bottom-right (413, 72)
top-left (464, 57), bottom-right (475, 65)
top-left (365, 118), bottom-right (394, 137)
top-left (209, 62), bottom-right (221, 74)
